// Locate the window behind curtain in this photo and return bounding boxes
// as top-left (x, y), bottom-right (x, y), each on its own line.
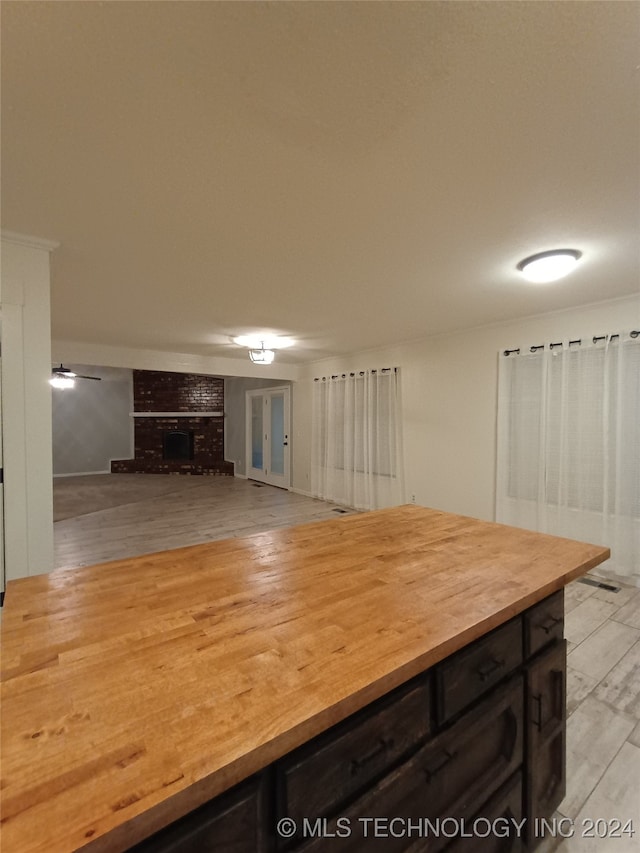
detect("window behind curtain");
top-left (311, 369), bottom-right (403, 510)
top-left (497, 334), bottom-right (640, 580)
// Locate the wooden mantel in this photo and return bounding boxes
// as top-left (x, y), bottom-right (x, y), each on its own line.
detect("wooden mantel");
top-left (0, 505), bottom-right (609, 852)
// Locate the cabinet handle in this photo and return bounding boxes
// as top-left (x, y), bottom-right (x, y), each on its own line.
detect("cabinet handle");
top-left (504, 707), bottom-right (519, 758)
top-left (531, 692), bottom-right (543, 731)
top-left (552, 668), bottom-right (565, 719)
top-left (538, 615), bottom-right (563, 634)
top-left (424, 748), bottom-right (456, 782)
top-left (476, 656), bottom-right (505, 682)
top-left (542, 770), bottom-right (561, 806)
top-left (350, 737), bottom-right (395, 776)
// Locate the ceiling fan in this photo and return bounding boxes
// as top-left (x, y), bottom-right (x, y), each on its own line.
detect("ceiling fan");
top-left (50, 364), bottom-right (101, 389)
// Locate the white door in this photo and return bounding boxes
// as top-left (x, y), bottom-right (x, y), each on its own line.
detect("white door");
top-left (246, 387), bottom-right (290, 488)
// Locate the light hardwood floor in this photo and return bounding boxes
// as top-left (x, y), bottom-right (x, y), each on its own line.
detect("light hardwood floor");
top-left (52, 475), bottom-right (640, 851)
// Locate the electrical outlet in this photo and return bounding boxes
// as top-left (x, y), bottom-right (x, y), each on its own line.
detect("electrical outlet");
top-left (410, 494), bottom-right (416, 504)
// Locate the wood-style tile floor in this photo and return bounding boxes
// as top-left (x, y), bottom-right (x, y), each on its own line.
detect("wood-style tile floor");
top-left (54, 474), bottom-right (354, 570)
top-left (539, 576), bottom-right (640, 853)
top-left (53, 475), bottom-right (640, 850)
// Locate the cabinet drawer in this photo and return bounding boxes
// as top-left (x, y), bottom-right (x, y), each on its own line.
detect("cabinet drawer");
top-left (297, 676), bottom-right (524, 853)
top-left (524, 591), bottom-right (564, 658)
top-left (436, 618), bottom-right (523, 724)
top-left (128, 775), bottom-right (267, 853)
top-left (277, 676), bottom-right (430, 834)
top-left (437, 773), bottom-right (524, 853)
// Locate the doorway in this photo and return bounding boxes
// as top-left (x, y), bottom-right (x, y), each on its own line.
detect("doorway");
top-left (246, 386), bottom-right (290, 488)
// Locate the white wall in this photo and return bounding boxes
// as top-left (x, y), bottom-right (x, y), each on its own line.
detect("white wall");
top-left (52, 366), bottom-right (133, 475)
top-left (291, 378), bottom-right (314, 496)
top-left (294, 296), bottom-right (640, 523)
top-left (1, 233), bottom-right (57, 581)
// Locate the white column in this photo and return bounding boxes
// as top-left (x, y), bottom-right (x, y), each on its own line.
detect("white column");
top-left (1, 231), bottom-right (59, 584)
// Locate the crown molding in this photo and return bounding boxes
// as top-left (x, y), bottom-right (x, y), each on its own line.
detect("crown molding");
top-left (1, 230), bottom-right (60, 251)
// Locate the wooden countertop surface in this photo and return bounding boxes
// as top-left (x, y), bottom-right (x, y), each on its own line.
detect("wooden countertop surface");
top-left (0, 505), bottom-right (609, 853)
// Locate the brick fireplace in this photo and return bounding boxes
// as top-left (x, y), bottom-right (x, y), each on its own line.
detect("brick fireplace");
top-left (111, 370), bottom-right (234, 476)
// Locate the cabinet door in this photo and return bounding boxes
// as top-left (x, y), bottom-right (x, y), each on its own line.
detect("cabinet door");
top-left (436, 773), bottom-right (524, 853)
top-left (277, 677), bottom-right (430, 840)
top-left (525, 641), bottom-right (566, 850)
top-left (128, 776), bottom-right (267, 853)
top-left (527, 640), bottom-right (566, 744)
top-left (296, 677), bottom-right (523, 853)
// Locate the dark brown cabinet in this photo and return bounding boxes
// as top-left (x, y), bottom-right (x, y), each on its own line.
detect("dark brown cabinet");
top-left (419, 678), bottom-right (523, 834)
top-left (293, 679), bottom-right (523, 853)
top-left (278, 676), bottom-right (431, 837)
top-left (435, 617), bottom-right (523, 724)
top-left (524, 592), bottom-right (564, 658)
top-left (441, 773), bottom-right (524, 853)
top-left (129, 776), bottom-right (268, 853)
top-left (525, 640), bottom-right (567, 850)
top-left (127, 592), bottom-right (566, 853)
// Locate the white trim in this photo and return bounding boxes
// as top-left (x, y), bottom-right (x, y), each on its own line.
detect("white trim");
top-left (233, 471), bottom-right (249, 480)
top-left (1, 230), bottom-right (60, 252)
top-left (245, 387), bottom-right (291, 489)
top-left (244, 384), bottom-right (291, 394)
top-left (52, 339), bottom-right (302, 381)
top-left (130, 411), bottom-right (224, 418)
top-left (1, 239), bottom-right (54, 580)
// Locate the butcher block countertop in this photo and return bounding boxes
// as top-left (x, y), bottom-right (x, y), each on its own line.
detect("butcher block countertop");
top-left (0, 505), bottom-right (609, 853)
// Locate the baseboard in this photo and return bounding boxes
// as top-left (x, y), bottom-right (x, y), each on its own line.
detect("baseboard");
top-left (53, 470), bottom-right (111, 478)
top-left (234, 472), bottom-right (248, 480)
top-left (290, 487), bottom-right (315, 498)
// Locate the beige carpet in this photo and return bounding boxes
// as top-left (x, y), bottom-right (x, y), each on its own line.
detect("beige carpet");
top-left (53, 473), bottom-right (222, 521)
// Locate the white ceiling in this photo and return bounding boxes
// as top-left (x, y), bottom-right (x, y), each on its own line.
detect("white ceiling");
top-left (2, 1), bottom-right (639, 364)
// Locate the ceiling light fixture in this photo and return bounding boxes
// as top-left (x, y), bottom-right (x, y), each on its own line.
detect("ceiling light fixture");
top-left (50, 373), bottom-right (76, 389)
top-left (49, 364), bottom-right (102, 386)
top-left (248, 343), bottom-right (275, 365)
top-left (517, 249), bottom-right (582, 283)
top-left (233, 334), bottom-right (294, 365)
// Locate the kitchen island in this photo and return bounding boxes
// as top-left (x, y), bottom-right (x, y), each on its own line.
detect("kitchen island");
top-left (1, 505), bottom-right (609, 852)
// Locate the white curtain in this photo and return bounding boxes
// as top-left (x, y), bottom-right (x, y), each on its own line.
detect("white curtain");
top-left (496, 332), bottom-right (640, 581)
top-left (311, 368), bottom-right (404, 511)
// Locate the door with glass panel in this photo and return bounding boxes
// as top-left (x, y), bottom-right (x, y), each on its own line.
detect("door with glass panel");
top-left (246, 387), bottom-right (290, 488)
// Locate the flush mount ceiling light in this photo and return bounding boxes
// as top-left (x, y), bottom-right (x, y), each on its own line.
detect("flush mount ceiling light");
top-left (248, 344), bottom-right (275, 365)
top-left (517, 249), bottom-right (582, 283)
top-left (233, 335), bottom-right (294, 365)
